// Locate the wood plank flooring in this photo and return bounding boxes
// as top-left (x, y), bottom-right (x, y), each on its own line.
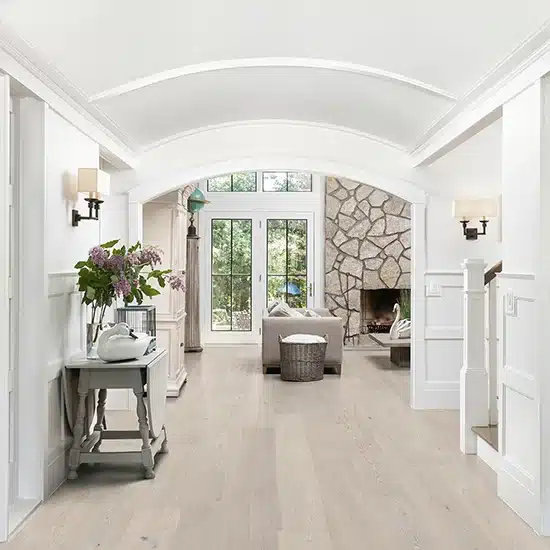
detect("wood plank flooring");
top-left (6, 347), bottom-right (550, 549)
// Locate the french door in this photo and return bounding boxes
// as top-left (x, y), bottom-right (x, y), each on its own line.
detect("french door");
top-left (204, 211), bottom-right (314, 343)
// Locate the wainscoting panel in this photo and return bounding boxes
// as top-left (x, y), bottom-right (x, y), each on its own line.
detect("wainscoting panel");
top-left (46, 272), bottom-right (83, 497)
top-left (422, 271), bottom-right (463, 409)
top-left (497, 273), bottom-right (538, 530)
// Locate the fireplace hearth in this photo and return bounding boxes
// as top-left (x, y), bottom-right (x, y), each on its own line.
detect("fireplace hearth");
top-left (361, 289), bottom-right (402, 334)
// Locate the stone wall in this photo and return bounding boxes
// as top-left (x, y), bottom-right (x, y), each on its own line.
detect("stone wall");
top-left (325, 177), bottom-right (411, 339)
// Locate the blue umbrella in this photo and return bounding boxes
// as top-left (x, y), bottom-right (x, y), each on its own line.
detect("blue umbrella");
top-left (278, 282), bottom-right (302, 296)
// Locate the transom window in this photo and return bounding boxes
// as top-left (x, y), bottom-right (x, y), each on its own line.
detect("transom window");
top-left (206, 171), bottom-right (312, 193)
top-left (263, 171), bottom-right (312, 192)
top-left (207, 172), bottom-right (257, 192)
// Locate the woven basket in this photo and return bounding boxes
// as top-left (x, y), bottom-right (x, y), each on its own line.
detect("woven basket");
top-left (278, 334), bottom-right (328, 382)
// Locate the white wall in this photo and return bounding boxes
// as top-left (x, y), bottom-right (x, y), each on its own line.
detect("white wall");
top-left (44, 108), bottom-right (100, 497)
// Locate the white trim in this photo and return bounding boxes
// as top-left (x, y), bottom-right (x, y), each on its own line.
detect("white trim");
top-left (143, 119), bottom-right (407, 153)
top-left (128, 155), bottom-right (427, 205)
top-left (89, 57), bottom-right (457, 103)
top-left (476, 435), bottom-right (501, 473)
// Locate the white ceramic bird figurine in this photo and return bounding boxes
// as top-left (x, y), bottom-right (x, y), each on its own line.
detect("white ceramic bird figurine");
top-left (97, 323), bottom-right (155, 362)
top-left (389, 303), bottom-right (411, 339)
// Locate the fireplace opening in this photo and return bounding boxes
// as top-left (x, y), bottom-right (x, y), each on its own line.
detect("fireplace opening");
top-left (361, 289), bottom-right (405, 333)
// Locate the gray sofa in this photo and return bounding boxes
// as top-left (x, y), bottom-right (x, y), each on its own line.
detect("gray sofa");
top-left (262, 308), bottom-right (343, 374)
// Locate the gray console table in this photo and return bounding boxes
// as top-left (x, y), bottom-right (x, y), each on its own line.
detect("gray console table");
top-left (368, 333), bottom-right (411, 367)
top-left (64, 348), bottom-right (168, 480)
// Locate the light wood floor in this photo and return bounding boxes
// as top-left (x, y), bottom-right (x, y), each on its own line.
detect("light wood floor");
top-left (7, 347), bottom-right (550, 549)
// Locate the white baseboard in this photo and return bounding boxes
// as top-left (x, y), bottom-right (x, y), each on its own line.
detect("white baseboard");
top-left (167, 368), bottom-right (188, 397)
top-left (476, 435), bottom-right (501, 473)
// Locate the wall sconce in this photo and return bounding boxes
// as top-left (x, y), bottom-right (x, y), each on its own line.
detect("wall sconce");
top-left (452, 198), bottom-right (498, 240)
top-left (72, 168), bottom-right (110, 227)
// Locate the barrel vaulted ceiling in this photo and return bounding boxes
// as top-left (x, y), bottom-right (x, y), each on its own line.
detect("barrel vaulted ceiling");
top-left (0, 0), bottom-right (549, 153)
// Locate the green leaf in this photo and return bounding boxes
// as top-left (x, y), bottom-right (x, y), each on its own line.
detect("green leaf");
top-left (74, 261), bottom-right (87, 269)
top-left (85, 286), bottom-right (96, 300)
top-left (128, 241), bottom-right (141, 253)
top-left (157, 276), bottom-right (166, 288)
top-left (140, 283), bottom-right (160, 297)
top-left (100, 239), bottom-right (119, 249)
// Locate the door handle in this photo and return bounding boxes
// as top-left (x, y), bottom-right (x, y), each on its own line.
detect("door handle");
top-left (309, 282), bottom-right (313, 297)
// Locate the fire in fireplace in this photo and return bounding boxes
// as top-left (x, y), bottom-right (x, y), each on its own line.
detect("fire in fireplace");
top-left (361, 289), bottom-right (405, 333)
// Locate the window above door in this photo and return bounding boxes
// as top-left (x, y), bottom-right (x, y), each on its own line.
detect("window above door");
top-left (206, 171), bottom-right (312, 193)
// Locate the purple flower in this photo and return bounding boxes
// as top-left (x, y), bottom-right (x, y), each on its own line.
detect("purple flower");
top-left (140, 245), bottom-right (163, 266)
top-left (167, 274), bottom-right (186, 292)
top-left (89, 246), bottom-right (108, 267)
top-left (126, 252), bottom-right (141, 266)
top-left (106, 254), bottom-right (125, 272)
top-left (113, 278), bottom-right (132, 298)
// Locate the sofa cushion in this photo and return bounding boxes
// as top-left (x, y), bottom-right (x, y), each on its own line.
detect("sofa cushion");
top-left (303, 309), bottom-right (321, 318)
top-left (269, 301), bottom-right (304, 318)
top-left (267, 299), bottom-right (280, 313)
top-left (281, 333), bottom-right (327, 344)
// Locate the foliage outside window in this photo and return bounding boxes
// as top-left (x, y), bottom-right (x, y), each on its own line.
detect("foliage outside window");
top-left (207, 172), bottom-right (257, 192)
top-left (263, 172), bottom-right (312, 192)
top-left (267, 219), bottom-right (308, 308)
top-left (211, 219), bottom-right (252, 331)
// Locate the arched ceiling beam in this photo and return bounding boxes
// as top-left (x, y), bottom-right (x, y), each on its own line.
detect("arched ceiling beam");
top-left (89, 57), bottom-right (458, 103)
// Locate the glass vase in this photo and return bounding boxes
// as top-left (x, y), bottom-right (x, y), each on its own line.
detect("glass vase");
top-left (86, 305), bottom-right (106, 359)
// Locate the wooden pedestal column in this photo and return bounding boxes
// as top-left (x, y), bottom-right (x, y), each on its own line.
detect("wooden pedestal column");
top-left (185, 218), bottom-right (202, 352)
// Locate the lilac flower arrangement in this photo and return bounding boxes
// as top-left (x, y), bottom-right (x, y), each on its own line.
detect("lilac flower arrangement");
top-left (75, 239), bottom-right (185, 327)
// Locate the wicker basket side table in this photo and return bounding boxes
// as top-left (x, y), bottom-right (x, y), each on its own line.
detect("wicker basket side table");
top-left (278, 334), bottom-right (328, 382)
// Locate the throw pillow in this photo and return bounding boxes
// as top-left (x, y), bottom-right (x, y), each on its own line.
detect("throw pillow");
top-left (267, 299), bottom-right (280, 313)
top-left (281, 333), bottom-right (327, 344)
top-left (269, 301), bottom-right (293, 317)
top-left (303, 309), bottom-right (321, 318)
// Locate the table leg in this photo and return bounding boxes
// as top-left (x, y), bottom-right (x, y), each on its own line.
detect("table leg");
top-left (160, 426), bottom-right (169, 454)
top-left (68, 388), bottom-right (88, 480)
top-left (134, 388), bottom-right (155, 479)
top-left (92, 389), bottom-right (107, 452)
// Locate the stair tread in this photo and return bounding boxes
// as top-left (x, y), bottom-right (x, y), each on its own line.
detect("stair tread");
top-left (472, 425), bottom-right (498, 452)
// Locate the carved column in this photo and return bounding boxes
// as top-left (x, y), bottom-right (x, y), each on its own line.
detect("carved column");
top-left (185, 217), bottom-right (202, 352)
top-left (460, 258), bottom-right (488, 454)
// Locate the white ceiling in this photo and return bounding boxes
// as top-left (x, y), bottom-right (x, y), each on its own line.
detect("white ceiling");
top-left (0, 0), bottom-right (548, 152)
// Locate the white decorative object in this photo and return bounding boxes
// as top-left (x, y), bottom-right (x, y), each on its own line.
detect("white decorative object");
top-left (389, 303), bottom-right (411, 339)
top-left (96, 323), bottom-right (154, 362)
top-left (281, 333), bottom-right (327, 344)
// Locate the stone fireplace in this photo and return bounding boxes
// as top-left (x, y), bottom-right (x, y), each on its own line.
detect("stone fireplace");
top-left (324, 177), bottom-right (411, 344)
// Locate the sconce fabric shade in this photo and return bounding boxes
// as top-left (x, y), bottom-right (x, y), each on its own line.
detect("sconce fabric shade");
top-left (452, 198), bottom-right (498, 220)
top-left (78, 168), bottom-right (110, 197)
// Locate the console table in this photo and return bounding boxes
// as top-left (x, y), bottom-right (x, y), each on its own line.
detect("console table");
top-left (64, 349), bottom-right (168, 480)
top-left (368, 333), bottom-right (411, 367)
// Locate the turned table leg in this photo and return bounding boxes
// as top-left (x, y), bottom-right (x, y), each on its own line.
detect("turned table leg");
top-left (68, 384), bottom-right (88, 480)
top-left (134, 388), bottom-right (155, 479)
top-left (160, 426), bottom-right (169, 454)
top-left (92, 388), bottom-right (107, 452)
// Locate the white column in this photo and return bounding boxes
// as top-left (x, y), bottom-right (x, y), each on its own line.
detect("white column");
top-left (460, 258), bottom-right (487, 454)
top-left (0, 74), bottom-right (10, 542)
top-left (128, 200), bottom-right (143, 244)
top-left (499, 77), bottom-right (550, 533)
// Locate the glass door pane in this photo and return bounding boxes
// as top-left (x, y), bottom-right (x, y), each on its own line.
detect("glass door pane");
top-left (211, 218), bottom-right (252, 331)
top-left (266, 219), bottom-right (308, 308)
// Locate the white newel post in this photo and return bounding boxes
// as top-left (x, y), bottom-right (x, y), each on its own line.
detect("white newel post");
top-left (460, 258), bottom-right (488, 454)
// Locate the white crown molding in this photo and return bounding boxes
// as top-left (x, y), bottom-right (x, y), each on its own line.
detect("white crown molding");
top-left (0, 23), bottom-right (139, 168)
top-left (410, 22), bottom-right (550, 165)
top-left (89, 57), bottom-right (458, 103)
top-left (142, 118), bottom-right (407, 154)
